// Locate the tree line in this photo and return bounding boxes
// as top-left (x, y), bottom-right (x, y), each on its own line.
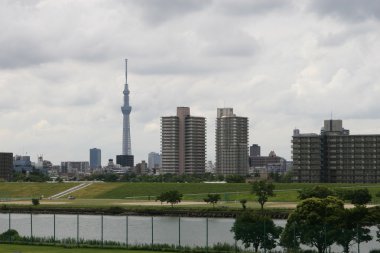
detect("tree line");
top-left (232, 181), bottom-right (380, 253)
top-left (153, 181), bottom-right (380, 252)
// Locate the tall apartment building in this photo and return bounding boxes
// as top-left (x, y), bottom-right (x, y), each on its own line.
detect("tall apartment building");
top-left (292, 119), bottom-right (380, 183)
top-left (0, 152), bottom-right (13, 181)
top-left (215, 108), bottom-right (249, 175)
top-left (161, 107), bottom-right (206, 174)
top-left (89, 148), bottom-right (101, 169)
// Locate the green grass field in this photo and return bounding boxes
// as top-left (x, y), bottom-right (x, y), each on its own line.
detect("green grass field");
top-left (69, 182), bottom-right (380, 203)
top-left (1, 182), bottom-right (380, 205)
top-left (1, 244), bottom-right (173, 253)
top-left (0, 182), bottom-right (79, 199)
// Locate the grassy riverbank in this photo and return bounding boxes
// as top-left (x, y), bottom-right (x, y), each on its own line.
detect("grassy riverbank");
top-left (0, 182), bottom-right (79, 199)
top-left (1, 182), bottom-right (380, 206)
top-left (65, 182), bottom-right (380, 203)
top-left (1, 244), bottom-right (175, 253)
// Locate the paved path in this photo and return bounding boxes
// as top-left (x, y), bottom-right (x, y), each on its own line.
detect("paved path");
top-left (49, 183), bottom-right (92, 199)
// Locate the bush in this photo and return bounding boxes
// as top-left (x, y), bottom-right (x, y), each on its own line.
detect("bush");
top-left (298, 186), bottom-right (335, 200)
top-left (225, 174), bottom-right (245, 183)
top-left (32, 198), bottom-right (40, 205)
top-left (0, 229), bottom-right (21, 241)
top-left (107, 206), bottom-right (124, 214)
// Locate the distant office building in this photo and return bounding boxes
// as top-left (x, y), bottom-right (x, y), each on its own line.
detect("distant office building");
top-left (116, 155), bottom-right (134, 167)
top-left (61, 161), bottom-right (89, 175)
top-left (0, 153), bottom-right (13, 181)
top-left (293, 119), bottom-right (380, 183)
top-left (135, 160), bottom-right (148, 175)
top-left (90, 148), bottom-right (102, 169)
top-left (249, 151), bottom-right (287, 174)
top-left (216, 108), bottom-right (249, 175)
top-left (250, 144), bottom-right (261, 157)
top-left (161, 107), bottom-right (206, 174)
top-left (148, 152), bottom-right (161, 170)
top-left (205, 161), bottom-right (215, 174)
top-left (13, 155), bottom-right (33, 173)
top-left (35, 155), bottom-right (51, 175)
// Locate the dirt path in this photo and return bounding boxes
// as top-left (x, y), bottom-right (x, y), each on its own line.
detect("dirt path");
top-left (118, 201), bottom-right (208, 206)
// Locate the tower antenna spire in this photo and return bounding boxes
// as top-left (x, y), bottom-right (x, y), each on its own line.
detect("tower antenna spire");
top-left (125, 59), bottom-right (128, 83)
top-left (121, 59), bottom-right (132, 155)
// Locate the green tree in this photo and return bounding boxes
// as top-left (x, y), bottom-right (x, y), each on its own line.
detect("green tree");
top-left (32, 198), bottom-right (40, 206)
top-left (203, 194), bottom-right (221, 208)
top-left (231, 212), bottom-right (282, 252)
top-left (351, 188), bottom-right (372, 206)
top-left (298, 186), bottom-right (335, 200)
top-left (251, 180), bottom-right (275, 211)
top-left (335, 206), bottom-right (372, 253)
top-left (166, 190), bottom-right (183, 207)
top-left (240, 199), bottom-right (247, 210)
top-left (155, 192), bottom-right (167, 205)
top-left (281, 196), bottom-right (344, 253)
top-left (157, 190), bottom-right (183, 207)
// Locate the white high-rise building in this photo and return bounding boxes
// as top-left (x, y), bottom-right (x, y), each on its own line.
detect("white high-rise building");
top-left (161, 107), bottom-right (206, 174)
top-left (215, 108), bottom-right (249, 175)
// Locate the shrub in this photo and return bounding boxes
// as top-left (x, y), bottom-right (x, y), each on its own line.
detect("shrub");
top-left (107, 206), bottom-right (124, 214)
top-left (32, 198), bottom-right (40, 205)
top-left (0, 229), bottom-right (21, 241)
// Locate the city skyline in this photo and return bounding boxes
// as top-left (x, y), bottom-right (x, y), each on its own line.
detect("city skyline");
top-left (1, 1), bottom-right (380, 165)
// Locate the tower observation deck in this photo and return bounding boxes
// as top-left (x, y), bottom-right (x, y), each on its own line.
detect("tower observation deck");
top-left (121, 59), bottom-right (132, 155)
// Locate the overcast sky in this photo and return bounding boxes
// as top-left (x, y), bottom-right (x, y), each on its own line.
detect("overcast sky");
top-left (1, 0), bottom-right (380, 165)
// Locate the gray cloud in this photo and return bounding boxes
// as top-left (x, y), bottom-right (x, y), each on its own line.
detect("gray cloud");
top-left (129, 0), bottom-right (212, 24)
top-left (215, 0), bottom-right (291, 16)
top-left (1, 0), bottom-right (380, 165)
top-left (308, 0), bottom-right (380, 22)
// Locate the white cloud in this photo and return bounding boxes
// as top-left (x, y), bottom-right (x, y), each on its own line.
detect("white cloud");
top-left (1, 0), bottom-right (380, 165)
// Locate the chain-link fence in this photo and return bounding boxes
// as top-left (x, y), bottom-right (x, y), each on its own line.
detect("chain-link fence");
top-left (0, 212), bottom-right (379, 253)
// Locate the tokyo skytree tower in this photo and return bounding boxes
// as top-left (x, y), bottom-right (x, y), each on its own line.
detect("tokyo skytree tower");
top-left (121, 59), bottom-right (132, 155)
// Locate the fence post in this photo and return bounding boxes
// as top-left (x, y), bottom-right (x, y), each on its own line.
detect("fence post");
top-left (235, 239), bottom-right (237, 253)
top-left (101, 214), bottom-right (104, 247)
top-left (8, 211), bottom-right (11, 243)
top-left (293, 222), bottom-right (296, 250)
top-left (263, 219), bottom-right (266, 253)
top-left (151, 216), bottom-right (154, 248)
top-left (126, 216), bottom-right (129, 248)
top-left (77, 214), bottom-right (79, 246)
top-left (324, 224), bottom-right (327, 253)
top-left (178, 217), bottom-right (181, 248)
top-left (206, 217), bottom-right (209, 253)
top-left (357, 224), bottom-right (360, 253)
top-left (30, 212), bottom-right (33, 242)
top-left (53, 214), bottom-right (56, 244)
